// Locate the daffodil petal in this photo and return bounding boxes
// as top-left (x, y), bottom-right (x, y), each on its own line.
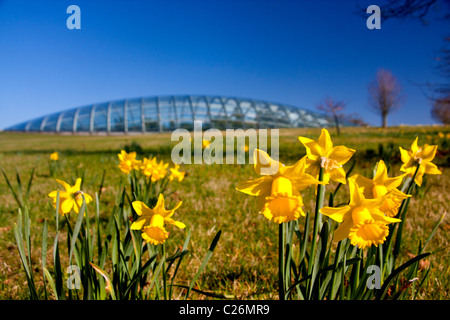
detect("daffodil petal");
top-left (61, 198), bottom-right (74, 214)
top-left (298, 136), bottom-right (322, 159)
top-left (132, 201), bottom-right (151, 216)
top-left (291, 173), bottom-right (323, 191)
top-left (56, 179), bottom-right (71, 192)
top-left (328, 166), bottom-right (347, 184)
top-left (420, 144), bottom-right (437, 162)
top-left (130, 217), bottom-right (149, 230)
top-left (236, 176), bottom-right (273, 197)
top-left (165, 218), bottom-right (186, 229)
top-left (320, 205), bottom-right (351, 223)
top-left (399, 147), bottom-right (413, 167)
top-left (253, 149), bottom-right (282, 175)
top-left (424, 162), bottom-right (442, 175)
top-left (328, 145), bottom-right (355, 165)
top-left (333, 218), bottom-right (353, 242)
top-left (318, 128), bottom-right (333, 154)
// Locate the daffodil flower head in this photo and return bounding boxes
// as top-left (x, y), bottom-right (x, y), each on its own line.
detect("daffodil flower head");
top-left (348, 160), bottom-right (410, 217)
top-left (131, 194), bottom-right (185, 245)
top-left (48, 178), bottom-right (93, 215)
top-left (140, 157), bottom-right (155, 177)
top-left (399, 137), bottom-right (442, 186)
top-left (236, 149), bottom-right (321, 224)
top-left (151, 159), bottom-right (169, 182)
top-left (169, 163), bottom-right (186, 182)
top-left (298, 128), bottom-right (355, 184)
top-left (50, 152), bottom-right (59, 161)
top-left (320, 179), bottom-right (401, 249)
top-left (118, 150), bottom-right (142, 174)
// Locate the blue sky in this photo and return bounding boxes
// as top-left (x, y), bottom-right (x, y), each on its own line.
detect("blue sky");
top-left (0, 0), bottom-right (448, 129)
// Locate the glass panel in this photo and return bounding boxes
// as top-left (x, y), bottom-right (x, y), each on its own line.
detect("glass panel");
top-left (93, 104), bottom-right (108, 132)
top-left (42, 113), bottom-right (59, 132)
top-left (159, 96), bottom-right (178, 131)
top-left (75, 106), bottom-right (92, 132)
top-left (177, 97), bottom-right (194, 129)
top-left (59, 109), bottom-right (76, 132)
top-left (28, 117), bottom-right (45, 131)
top-left (110, 101), bottom-right (125, 132)
top-left (143, 98), bottom-right (159, 132)
top-left (127, 99), bottom-right (142, 132)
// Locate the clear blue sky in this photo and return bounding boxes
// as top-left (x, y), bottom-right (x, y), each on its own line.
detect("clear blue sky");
top-left (0, 0), bottom-right (448, 130)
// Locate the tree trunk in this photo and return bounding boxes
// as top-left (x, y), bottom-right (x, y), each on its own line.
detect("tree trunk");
top-left (334, 115), bottom-right (341, 135)
top-left (381, 113), bottom-right (387, 128)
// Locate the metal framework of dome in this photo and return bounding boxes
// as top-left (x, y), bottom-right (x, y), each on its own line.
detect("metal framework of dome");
top-left (5, 95), bottom-right (336, 133)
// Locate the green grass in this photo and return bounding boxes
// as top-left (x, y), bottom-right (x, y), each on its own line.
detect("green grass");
top-left (0, 126), bottom-right (449, 299)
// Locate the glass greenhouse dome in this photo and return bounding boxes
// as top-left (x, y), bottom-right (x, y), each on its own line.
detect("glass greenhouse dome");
top-left (4, 95), bottom-right (336, 133)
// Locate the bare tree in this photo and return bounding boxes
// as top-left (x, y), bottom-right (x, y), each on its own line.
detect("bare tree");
top-left (357, 1), bottom-right (450, 121)
top-left (316, 97), bottom-right (347, 135)
top-left (346, 113), bottom-right (370, 127)
top-left (368, 69), bottom-right (403, 128)
top-left (356, 0), bottom-right (450, 23)
top-left (431, 96), bottom-right (450, 124)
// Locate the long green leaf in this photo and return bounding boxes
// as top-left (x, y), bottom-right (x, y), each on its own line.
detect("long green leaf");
top-left (422, 212), bottom-right (446, 253)
top-left (185, 229), bottom-right (221, 299)
top-left (1, 168), bottom-right (22, 208)
top-left (69, 199), bottom-right (87, 263)
top-left (43, 267), bottom-right (58, 300)
top-left (25, 167), bottom-right (35, 201)
top-left (376, 252), bottom-right (431, 300)
top-left (90, 262), bottom-right (116, 300)
top-left (41, 219), bottom-right (48, 299)
top-left (14, 222), bottom-right (38, 299)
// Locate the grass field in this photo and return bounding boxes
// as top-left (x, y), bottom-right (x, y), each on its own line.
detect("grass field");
top-left (0, 125), bottom-right (449, 300)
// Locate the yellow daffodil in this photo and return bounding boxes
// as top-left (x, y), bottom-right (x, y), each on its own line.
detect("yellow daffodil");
top-left (140, 157), bottom-right (169, 182)
top-left (320, 179), bottom-right (401, 249)
top-left (349, 160), bottom-right (410, 217)
top-left (48, 178), bottom-right (92, 215)
top-left (50, 152), bottom-right (59, 161)
top-left (169, 164), bottom-right (185, 182)
top-left (152, 158), bottom-right (169, 182)
top-left (298, 128), bottom-right (355, 184)
top-left (118, 150), bottom-right (142, 174)
top-left (131, 194), bottom-right (185, 245)
top-left (202, 139), bottom-right (211, 148)
top-left (140, 157), bottom-right (155, 177)
top-left (236, 149), bottom-right (322, 224)
top-left (399, 137), bottom-right (442, 186)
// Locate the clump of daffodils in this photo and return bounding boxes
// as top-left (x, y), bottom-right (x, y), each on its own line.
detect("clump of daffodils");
top-left (117, 150), bottom-right (185, 184)
top-left (349, 160), bottom-right (410, 218)
top-left (236, 129), bottom-right (442, 251)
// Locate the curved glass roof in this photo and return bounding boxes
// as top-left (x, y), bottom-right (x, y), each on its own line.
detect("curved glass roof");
top-left (5, 95), bottom-right (337, 133)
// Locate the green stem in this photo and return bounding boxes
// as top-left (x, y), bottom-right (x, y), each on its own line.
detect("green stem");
top-left (307, 167), bottom-right (325, 297)
top-left (393, 164), bottom-right (420, 259)
top-left (278, 222), bottom-right (285, 300)
top-left (162, 243), bottom-right (167, 300)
